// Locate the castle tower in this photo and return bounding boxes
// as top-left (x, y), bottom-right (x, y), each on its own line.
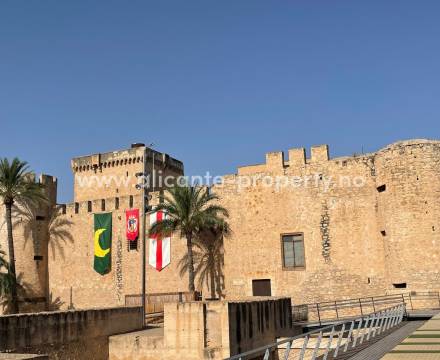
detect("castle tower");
top-left (375, 140), bottom-right (440, 292)
top-left (71, 143), bottom-right (184, 202)
top-left (0, 174), bottom-right (57, 313)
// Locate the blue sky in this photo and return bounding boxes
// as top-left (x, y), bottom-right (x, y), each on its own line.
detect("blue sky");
top-left (1, 1), bottom-right (439, 202)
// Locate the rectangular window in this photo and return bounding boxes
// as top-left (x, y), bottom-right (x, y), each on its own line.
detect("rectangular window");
top-left (281, 233), bottom-right (305, 269)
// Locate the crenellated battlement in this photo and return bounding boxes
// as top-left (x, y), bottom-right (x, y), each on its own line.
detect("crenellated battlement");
top-left (56, 191), bottom-right (164, 217)
top-left (71, 146), bottom-right (183, 174)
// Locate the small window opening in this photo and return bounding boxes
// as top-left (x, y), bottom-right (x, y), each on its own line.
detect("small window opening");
top-left (101, 199), bottom-right (105, 211)
top-left (128, 239), bottom-right (138, 251)
top-left (87, 201), bottom-right (92, 212)
top-left (35, 215), bottom-right (45, 221)
top-left (74, 203), bottom-right (79, 214)
top-left (380, 230), bottom-right (386, 236)
top-left (129, 195), bottom-right (134, 208)
top-left (34, 255), bottom-right (43, 261)
top-left (377, 184), bottom-right (386, 193)
top-left (115, 197), bottom-right (119, 210)
top-left (393, 283), bottom-right (407, 289)
top-left (367, 277), bottom-right (371, 284)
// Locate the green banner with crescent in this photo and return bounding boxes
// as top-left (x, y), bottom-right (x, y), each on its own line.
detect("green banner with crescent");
top-left (93, 212), bottom-right (112, 275)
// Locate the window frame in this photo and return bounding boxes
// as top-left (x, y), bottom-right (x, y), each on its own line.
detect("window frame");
top-left (280, 232), bottom-right (306, 271)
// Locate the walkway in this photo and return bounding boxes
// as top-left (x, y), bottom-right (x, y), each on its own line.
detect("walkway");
top-left (381, 311), bottom-right (440, 360)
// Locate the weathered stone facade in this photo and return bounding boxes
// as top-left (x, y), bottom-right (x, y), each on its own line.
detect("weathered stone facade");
top-left (2, 139), bottom-right (440, 312)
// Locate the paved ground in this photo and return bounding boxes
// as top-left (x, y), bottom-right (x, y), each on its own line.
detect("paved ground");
top-left (382, 311), bottom-right (440, 360)
top-left (343, 321), bottom-right (424, 360)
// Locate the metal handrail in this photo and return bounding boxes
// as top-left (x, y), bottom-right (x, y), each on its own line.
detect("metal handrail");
top-left (293, 291), bottom-right (439, 325)
top-left (225, 303), bottom-right (406, 360)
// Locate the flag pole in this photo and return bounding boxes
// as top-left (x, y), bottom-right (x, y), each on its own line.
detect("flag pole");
top-left (141, 146), bottom-right (147, 327)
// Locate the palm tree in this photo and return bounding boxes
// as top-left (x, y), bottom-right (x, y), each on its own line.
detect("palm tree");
top-left (149, 186), bottom-right (228, 292)
top-left (178, 221), bottom-right (229, 299)
top-left (0, 158), bottom-right (47, 313)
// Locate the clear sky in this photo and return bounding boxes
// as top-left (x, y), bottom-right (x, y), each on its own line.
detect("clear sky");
top-left (1, 1), bottom-right (439, 202)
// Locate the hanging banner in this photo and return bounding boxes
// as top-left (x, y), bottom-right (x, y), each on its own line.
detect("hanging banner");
top-left (126, 208), bottom-right (139, 241)
top-left (149, 210), bottom-right (171, 271)
top-left (93, 212), bottom-right (112, 275)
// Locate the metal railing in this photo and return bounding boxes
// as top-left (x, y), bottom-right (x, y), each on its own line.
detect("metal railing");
top-left (292, 291), bottom-right (439, 325)
top-left (225, 304), bottom-right (406, 360)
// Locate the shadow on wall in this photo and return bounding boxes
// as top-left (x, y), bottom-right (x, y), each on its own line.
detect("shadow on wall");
top-left (0, 272), bottom-right (64, 313)
top-left (178, 226), bottom-right (228, 299)
top-left (12, 201), bottom-right (74, 261)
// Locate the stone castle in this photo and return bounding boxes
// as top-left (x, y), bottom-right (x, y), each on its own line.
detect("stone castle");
top-left (1, 138), bottom-right (439, 313)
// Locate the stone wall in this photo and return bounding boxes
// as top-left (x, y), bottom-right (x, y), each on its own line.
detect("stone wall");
top-left (0, 306), bottom-right (143, 359)
top-left (108, 297), bottom-right (297, 360)
top-left (0, 175), bottom-right (58, 314)
top-left (214, 139), bottom-right (440, 304)
top-left (48, 193), bottom-right (191, 311)
top-left (5, 139), bottom-right (440, 314)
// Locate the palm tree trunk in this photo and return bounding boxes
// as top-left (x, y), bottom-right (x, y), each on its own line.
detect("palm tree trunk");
top-left (186, 234), bottom-right (196, 292)
top-left (5, 202), bottom-right (19, 313)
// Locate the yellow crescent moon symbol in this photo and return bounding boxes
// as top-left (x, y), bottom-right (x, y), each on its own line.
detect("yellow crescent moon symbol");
top-left (94, 228), bottom-right (110, 258)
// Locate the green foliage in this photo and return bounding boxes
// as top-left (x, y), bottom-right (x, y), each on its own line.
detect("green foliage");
top-left (0, 158), bottom-right (47, 206)
top-left (149, 186), bottom-right (229, 291)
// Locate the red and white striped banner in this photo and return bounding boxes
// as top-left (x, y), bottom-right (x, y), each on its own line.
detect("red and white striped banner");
top-left (149, 210), bottom-right (171, 271)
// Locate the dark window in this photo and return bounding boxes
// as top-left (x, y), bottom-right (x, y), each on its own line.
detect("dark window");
top-left (129, 195), bottom-right (134, 208)
top-left (34, 255), bottom-right (43, 261)
top-left (101, 199), bottom-right (105, 211)
top-left (252, 279), bottom-right (271, 296)
top-left (377, 184), bottom-right (386, 193)
top-left (87, 201), bottom-right (92, 212)
top-left (380, 230), bottom-right (387, 236)
top-left (281, 233), bottom-right (305, 269)
top-left (128, 239), bottom-right (138, 251)
top-left (35, 215), bottom-right (45, 221)
top-left (115, 197), bottom-right (119, 210)
top-left (393, 283), bottom-right (407, 289)
top-left (74, 203), bottom-right (79, 214)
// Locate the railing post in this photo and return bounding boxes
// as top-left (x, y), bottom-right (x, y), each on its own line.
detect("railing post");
top-left (371, 311), bottom-right (382, 338)
top-left (359, 299), bottom-right (364, 316)
top-left (359, 316), bottom-right (370, 344)
top-left (283, 341), bottom-right (292, 360)
top-left (333, 323), bottom-right (346, 358)
top-left (299, 335), bottom-right (309, 360)
top-left (384, 309), bottom-right (392, 331)
top-left (379, 309), bottom-right (389, 334)
top-left (366, 314), bottom-right (376, 341)
top-left (408, 292), bottom-right (414, 310)
top-left (311, 331), bottom-right (323, 360)
top-left (371, 297), bottom-right (376, 313)
top-left (263, 348), bottom-right (270, 360)
top-left (323, 326), bottom-right (335, 360)
top-left (352, 319), bottom-right (363, 348)
top-left (343, 321), bottom-right (355, 352)
top-left (317, 303), bottom-right (322, 326)
top-left (335, 301), bottom-right (339, 320)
